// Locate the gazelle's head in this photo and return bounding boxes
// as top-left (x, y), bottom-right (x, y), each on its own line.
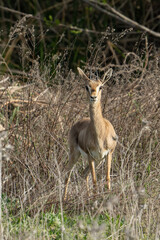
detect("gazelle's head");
top-left (77, 67), bottom-right (113, 104)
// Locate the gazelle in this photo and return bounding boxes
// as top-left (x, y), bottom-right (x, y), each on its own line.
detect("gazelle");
top-left (64, 67), bottom-right (117, 200)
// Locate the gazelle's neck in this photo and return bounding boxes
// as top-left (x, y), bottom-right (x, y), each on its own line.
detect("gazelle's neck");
top-left (89, 101), bottom-right (104, 127)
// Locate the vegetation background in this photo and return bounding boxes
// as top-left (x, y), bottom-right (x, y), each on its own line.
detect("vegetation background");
top-left (0, 0), bottom-right (160, 239)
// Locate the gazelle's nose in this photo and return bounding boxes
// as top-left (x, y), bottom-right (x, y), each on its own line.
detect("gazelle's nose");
top-left (90, 96), bottom-right (97, 101)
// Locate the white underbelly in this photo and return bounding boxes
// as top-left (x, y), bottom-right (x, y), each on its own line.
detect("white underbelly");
top-left (78, 146), bottom-right (109, 160)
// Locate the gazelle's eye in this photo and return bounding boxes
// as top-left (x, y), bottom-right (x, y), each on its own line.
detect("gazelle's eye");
top-left (85, 86), bottom-right (89, 92)
top-left (99, 86), bottom-right (103, 90)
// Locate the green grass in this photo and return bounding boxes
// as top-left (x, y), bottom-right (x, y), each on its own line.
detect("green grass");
top-left (2, 195), bottom-right (126, 239)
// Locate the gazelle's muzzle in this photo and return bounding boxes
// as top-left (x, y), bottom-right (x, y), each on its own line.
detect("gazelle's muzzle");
top-left (90, 96), bottom-right (97, 102)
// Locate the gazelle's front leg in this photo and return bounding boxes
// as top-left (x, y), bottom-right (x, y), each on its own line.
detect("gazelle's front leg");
top-left (106, 151), bottom-right (113, 190)
top-left (88, 156), bottom-right (97, 195)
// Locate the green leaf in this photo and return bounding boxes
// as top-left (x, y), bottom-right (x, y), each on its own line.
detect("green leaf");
top-left (70, 30), bottom-right (82, 34)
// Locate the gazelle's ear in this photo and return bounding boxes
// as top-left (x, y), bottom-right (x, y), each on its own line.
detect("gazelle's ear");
top-left (102, 68), bottom-right (113, 85)
top-left (77, 67), bottom-right (90, 82)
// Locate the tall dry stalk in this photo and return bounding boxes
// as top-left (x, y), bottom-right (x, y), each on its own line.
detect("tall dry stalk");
top-left (0, 136), bottom-right (2, 240)
top-left (0, 125), bottom-right (7, 240)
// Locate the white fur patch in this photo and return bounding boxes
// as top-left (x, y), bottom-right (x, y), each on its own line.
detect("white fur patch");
top-left (90, 149), bottom-right (110, 160)
top-left (78, 146), bottom-right (110, 160)
top-left (78, 146), bottom-right (88, 158)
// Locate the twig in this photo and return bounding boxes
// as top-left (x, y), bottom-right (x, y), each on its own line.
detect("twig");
top-left (0, 84), bottom-right (34, 94)
top-left (0, 6), bottom-right (33, 18)
top-left (1, 99), bottom-right (48, 109)
top-left (33, 88), bottom-right (49, 101)
top-left (0, 77), bottom-right (9, 84)
top-left (58, 23), bottom-right (107, 35)
top-left (39, 0), bottom-right (73, 14)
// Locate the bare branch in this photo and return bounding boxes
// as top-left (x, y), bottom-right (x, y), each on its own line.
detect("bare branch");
top-left (82, 0), bottom-right (160, 38)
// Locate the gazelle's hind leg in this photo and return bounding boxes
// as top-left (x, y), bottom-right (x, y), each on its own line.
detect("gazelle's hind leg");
top-left (106, 151), bottom-right (113, 190)
top-left (86, 173), bottom-right (90, 196)
top-left (63, 148), bottom-right (80, 201)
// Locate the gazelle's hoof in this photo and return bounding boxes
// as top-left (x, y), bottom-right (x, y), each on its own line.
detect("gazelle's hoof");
top-left (106, 180), bottom-right (111, 190)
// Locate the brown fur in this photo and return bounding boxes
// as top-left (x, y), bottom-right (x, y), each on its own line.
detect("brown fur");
top-left (64, 67), bottom-right (117, 200)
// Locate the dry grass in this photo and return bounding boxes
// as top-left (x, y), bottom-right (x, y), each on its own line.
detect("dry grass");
top-left (0, 19), bottom-right (160, 239)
